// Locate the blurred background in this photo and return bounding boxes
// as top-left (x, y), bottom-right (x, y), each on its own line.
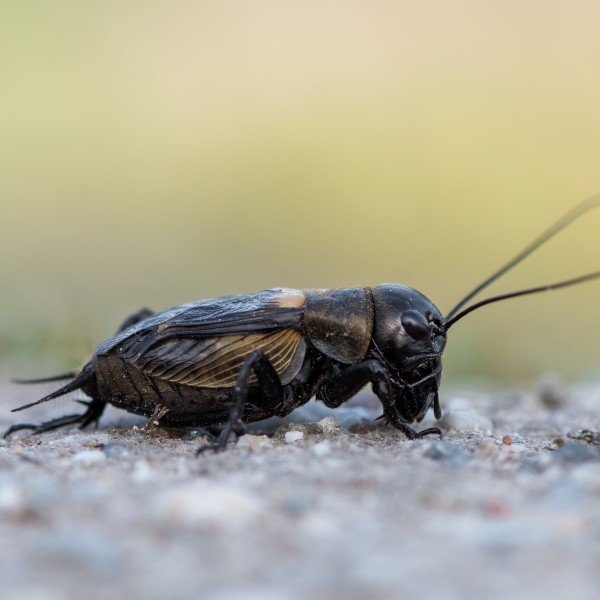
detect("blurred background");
top-left (1, 1), bottom-right (599, 383)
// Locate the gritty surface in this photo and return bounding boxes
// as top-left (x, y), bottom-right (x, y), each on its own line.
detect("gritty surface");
top-left (1, 377), bottom-right (600, 600)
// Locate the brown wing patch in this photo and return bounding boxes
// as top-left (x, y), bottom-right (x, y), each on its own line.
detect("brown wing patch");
top-left (132, 329), bottom-right (305, 388)
top-left (273, 289), bottom-right (306, 308)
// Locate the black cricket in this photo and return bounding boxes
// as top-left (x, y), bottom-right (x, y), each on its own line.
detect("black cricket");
top-left (6, 198), bottom-right (600, 450)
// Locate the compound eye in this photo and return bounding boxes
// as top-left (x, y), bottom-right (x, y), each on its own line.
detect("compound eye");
top-left (400, 310), bottom-right (430, 341)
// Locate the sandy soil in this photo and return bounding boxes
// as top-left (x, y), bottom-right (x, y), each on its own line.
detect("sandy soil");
top-left (1, 377), bottom-right (599, 600)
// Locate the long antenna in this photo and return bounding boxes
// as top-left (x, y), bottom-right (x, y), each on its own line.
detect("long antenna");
top-left (444, 270), bottom-right (600, 330)
top-left (445, 195), bottom-right (600, 321)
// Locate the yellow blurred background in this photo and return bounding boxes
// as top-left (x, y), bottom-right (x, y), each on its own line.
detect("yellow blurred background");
top-left (1, 1), bottom-right (599, 382)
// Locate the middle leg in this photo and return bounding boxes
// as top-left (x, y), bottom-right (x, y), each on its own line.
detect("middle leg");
top-left (197, 350), bottom-right (284, 454)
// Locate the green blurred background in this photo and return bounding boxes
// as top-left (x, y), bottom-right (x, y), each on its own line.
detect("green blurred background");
top-left (1, 1), bottom-right (599, 382)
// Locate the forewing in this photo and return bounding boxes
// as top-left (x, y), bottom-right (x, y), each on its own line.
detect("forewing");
top-left (95, 288), bottom-right (306, 358)
top-left (131, 328), bottom-right (306, 387)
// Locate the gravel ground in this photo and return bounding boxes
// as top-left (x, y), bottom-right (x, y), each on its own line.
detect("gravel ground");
top-left (1, 376), bottom-right (600, 600)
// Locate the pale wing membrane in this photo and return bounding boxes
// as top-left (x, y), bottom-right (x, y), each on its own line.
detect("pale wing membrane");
top-left (133, 329), bottom-right (304, 388)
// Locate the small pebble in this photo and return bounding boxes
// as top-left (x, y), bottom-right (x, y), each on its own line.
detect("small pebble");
top-left (537, 373), bottom-right (567, 409)
top-left (70, 450), bottom-right (107, 464)
top-left (237, 435), bottom-right (273, 450)
top-left (567, 430), bottom-right (600, 446)
top-left (284, 431), bottom-right (304, 444)
top-left (440, 408), bottom-right (493, 435)
top-left (274, 422), bottom-right (319, 439)
top-left (317, 416), bottom-right (340, 434)
top-left (502, 435), bottom-right (513, 445)
top-left (312, 440), bottom-right (331, 457)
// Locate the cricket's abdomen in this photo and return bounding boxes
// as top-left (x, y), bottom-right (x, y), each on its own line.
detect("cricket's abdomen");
top-left (93, 351), bottom-right (281, 427)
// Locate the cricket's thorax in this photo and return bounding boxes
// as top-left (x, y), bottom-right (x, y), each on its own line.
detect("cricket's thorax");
top-left (302, 287), bottom-right (374, 364)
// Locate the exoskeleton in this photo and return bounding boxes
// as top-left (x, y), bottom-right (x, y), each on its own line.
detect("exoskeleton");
top-left (7, 198), bottom-right (600, 450)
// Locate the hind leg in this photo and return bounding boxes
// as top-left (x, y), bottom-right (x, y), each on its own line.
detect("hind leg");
top-left (4, 398), bottom-right (106, 439)
top-left (5, 309), bottom-right (153, 439)
top-left (4, 308), bottom-right (152, 439)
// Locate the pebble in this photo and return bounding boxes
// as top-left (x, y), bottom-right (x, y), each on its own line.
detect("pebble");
top-left (271, 399), bottom-right (374, 431)
top-left (537, 373), bottom-right (567, 409)
top-left (285, 430), bottom-right (304, 444)
top-left (237, 434), bottom-right (273, 450)
top-left (317, 416), bottom-right (341, 434)
top-left (274, 422), bottom-right (319, 439)
top-left (567, 430), bottom-right (600, 446)
top-left (312, 440), bottom-right (332, 457)
top-left (70, 450), bottom-right (107, 464)
top-left (440, 408), bottom-right (493, 435)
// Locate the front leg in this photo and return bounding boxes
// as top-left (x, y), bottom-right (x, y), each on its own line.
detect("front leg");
top-left (317, 360), bottom-right (441, 440)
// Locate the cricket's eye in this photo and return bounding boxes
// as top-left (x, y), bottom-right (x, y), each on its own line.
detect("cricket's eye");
top-left (400, 310), bottom-right (430, 341)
